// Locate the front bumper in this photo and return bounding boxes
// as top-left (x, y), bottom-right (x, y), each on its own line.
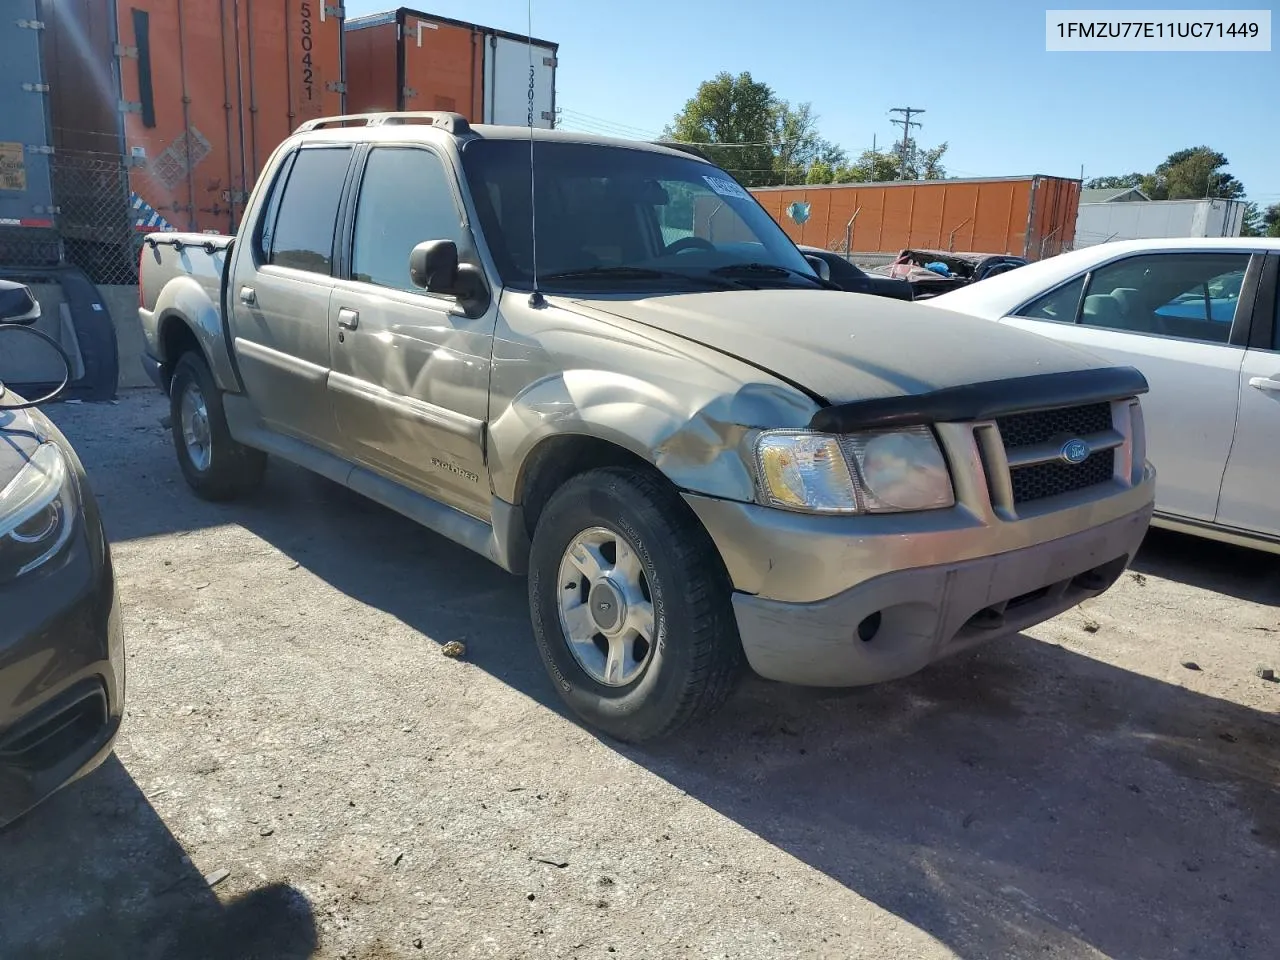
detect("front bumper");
top-left (684, 454), bottom-right (1155, 687)
top-left (0, 437), bottom-right (124, 828)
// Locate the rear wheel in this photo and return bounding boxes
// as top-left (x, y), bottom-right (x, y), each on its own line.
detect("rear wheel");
top-left (169, 351), bottom-right (265, 501)
top-left (528, 467), bottom-right (743, 742)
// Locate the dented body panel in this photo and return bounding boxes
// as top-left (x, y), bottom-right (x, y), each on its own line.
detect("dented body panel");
top-left (138, 120), bottom-right (1156, 690)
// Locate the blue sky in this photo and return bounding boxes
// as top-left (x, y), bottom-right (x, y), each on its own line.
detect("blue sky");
top-left (346, 1), bottom-right (1278, 205)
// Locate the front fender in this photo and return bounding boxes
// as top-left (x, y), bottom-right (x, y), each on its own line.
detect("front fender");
top-left (488, 367), bottom-right (816, 504)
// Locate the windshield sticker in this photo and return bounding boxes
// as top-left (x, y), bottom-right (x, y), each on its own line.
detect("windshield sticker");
top-left (703, 175), bottom-right (751, 200)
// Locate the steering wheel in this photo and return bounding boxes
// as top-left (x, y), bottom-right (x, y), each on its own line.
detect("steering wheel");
top-left (664, 236), bottom-right (717, 256)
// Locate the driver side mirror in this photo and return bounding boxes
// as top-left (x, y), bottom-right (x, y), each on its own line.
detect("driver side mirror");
top-left (804, 254), bottom-right (832, 283)
top-left (408, 239), bottom-right (491, 320)
top-left (0, 279), bottom-right (41, 325)
top-left (410, 239), bottom-right (460, 293)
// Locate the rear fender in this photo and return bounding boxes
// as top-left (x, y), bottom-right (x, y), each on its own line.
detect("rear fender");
top-left (151, 274), bottom-right (240, 393)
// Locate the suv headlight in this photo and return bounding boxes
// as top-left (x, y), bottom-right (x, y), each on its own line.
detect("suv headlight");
top-left (0, 442), bottom-right (77, 582)
top-left (754, 426), bottom-right (954, 514)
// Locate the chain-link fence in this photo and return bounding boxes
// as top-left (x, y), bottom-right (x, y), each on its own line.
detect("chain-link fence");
top-left (50, 151), bottom-right (143, 286)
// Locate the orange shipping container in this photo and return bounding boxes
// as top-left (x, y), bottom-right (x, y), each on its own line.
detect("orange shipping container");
top-left (346, 9), bottom-right (484, 119)
top-left (345, 8), bottom-right (558, 128)
top-left (748, 176), bottom-right (1081, 261)
top-left (41, 0), bottom-right (346, 236)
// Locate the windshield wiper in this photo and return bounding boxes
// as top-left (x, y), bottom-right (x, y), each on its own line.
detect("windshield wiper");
top-left (537, 266), bottom-right (737, 289)
top-left (709, 262), bottom-right (837, 290)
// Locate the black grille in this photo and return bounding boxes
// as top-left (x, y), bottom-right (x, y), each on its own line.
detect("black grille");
top-left (996, 402), bottom-right (1113, 449)
top-left (1010, 449), bottom-right (1115, 504)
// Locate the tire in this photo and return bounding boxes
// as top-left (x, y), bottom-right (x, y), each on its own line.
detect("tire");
top-left (169, 351), bottom-right (266, 502)
top-left (528, 467), bottom-right (743, 742)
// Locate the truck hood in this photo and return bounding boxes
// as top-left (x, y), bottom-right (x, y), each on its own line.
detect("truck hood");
top-left (570, 289), bottom-right (1114, 406)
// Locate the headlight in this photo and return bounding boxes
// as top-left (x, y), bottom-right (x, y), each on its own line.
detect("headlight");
top-left (754, 426), bottom-right (954, 515)
top-left (0, 442), bottom-right (77, 582)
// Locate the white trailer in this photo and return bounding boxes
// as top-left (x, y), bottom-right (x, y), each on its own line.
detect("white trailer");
top-left (484, 34), bottom-right (557, 128)
top-left (1075, 198), bottom-right (1247, 248)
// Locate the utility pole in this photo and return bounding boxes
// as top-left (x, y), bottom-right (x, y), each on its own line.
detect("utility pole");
top-left (889, 107), bottom-right (925, 180)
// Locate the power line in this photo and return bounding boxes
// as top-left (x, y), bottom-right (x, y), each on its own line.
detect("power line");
top-left (889, 106), bottom-right (925, 179)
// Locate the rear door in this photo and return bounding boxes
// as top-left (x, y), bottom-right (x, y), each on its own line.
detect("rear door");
top-left (1215, 254), bottom-right (1280, 538)
top-left (229, 144), bottom-right (354, 446)
top-left (485, 35), bottom-right (555, 127)
top-left (1001, 250), bottom-right (1254, 523)
top-left (327, 143), bottom-right (493, 520)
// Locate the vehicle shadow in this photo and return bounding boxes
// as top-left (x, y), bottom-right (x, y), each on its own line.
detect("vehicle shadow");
top-left (1131, 526), bottom-right (1280, 606)
top-left (222, 462), bottom-right (1280, 959)
top-left (0, 756), bottom-right (319, 960)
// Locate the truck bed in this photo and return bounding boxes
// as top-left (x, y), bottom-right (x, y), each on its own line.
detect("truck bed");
top-left (138, 233), bottom-right (232, 313)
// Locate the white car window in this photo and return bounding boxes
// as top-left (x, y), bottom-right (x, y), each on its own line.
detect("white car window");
top-left (1015, 276), bottom-right (1085, 323)
top-left (1079, 253), bottom-right (1250, 344)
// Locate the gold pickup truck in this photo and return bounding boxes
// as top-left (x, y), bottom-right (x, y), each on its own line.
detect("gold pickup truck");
top-left (138, 112), bottom-right (1155, 741)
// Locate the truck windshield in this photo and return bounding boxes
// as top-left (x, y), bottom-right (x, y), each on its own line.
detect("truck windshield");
top-left (459, 139), bottom-right (819, 292)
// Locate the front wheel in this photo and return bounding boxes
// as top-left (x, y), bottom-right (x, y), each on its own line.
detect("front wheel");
top-left (528, 467), bottom-right (743, 742)
top-left (169, 351), bottom-right (266, 501)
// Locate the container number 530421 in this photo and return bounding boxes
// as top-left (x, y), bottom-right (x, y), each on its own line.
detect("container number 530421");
top-left (300, 2), bottom-right (315, 100)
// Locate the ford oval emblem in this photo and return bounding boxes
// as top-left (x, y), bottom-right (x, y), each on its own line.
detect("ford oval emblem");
top-left (1060, 438), bottom-right (1090, 464)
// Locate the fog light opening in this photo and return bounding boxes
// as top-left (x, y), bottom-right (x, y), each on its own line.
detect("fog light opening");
top-left (857, 612), bottom-right (882, 643)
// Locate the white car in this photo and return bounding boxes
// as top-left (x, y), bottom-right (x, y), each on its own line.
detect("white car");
top-left (922, 237), bottom-right (1280, 553)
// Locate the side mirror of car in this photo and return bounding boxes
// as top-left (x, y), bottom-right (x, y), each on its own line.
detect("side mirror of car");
top-left (804, 254), bottom-right (832, 283)
top-left (409, 239), bottom-right (460, 293)
top-left (0, 279), bottom-right (41, 325)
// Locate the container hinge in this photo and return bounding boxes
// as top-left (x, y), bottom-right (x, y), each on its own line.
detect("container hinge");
top-left (402, 86), bottom-right (417, 100)
top-left (21, 82), bottom-right (50, 93)
top-left (221, 190), bottom-right (249, 203)
top-left (114, 43), bottom-right (139, 58)
top-left (33, 205), bottom-right (61, 215)
top-left (118, 100), bottom-right (143, 114)
top-left (124, 156), bottom-right (147, 169)
top-left (543, 56), bottom-right (558, 67)
top-left (16, 18), bottom-right (46, 30)
top-left (325, 4), bottom-right (345, 17)
top-left (26, 145), bottom-right (54, 155)
top-left (540, 111), bottom-right (554, 122)
top-left (326, 81), bottom-right (347, 93)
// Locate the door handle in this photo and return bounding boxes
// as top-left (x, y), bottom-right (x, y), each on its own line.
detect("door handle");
top-left (1248, 376), bottom-right (1280, 392)
top-left (239, 286), bottom-right (256, 305)
top-left (337, 308), bottom-right (360, 330)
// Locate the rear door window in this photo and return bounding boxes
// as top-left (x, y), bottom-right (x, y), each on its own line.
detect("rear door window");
top-left (266, 146), bottom-right (353, 275)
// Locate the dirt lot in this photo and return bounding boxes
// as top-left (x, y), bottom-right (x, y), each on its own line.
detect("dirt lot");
top-left (2, 392), bottom-right (1277, 960)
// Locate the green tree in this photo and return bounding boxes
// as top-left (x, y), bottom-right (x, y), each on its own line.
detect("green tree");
top-left (666, 72), bottom-right (778, 186)
top-left (666, 72), bottom-right (846, 186)
top-left (1142, 147), bottom-right (1246, 200)
top-left (1085, 173), bottom-right (1146, 190)
top-left (1253, 202), bottom-right (1280, 238)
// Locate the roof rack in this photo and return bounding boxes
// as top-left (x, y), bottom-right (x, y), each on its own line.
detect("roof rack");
top-left (295, 112), bottom-right (472, 135)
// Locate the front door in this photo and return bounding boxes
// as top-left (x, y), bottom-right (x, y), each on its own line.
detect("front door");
top-left (327, 144), bottom-right (494, 520)
top-left (1216, 256), bottom-right (1280, 538)
top-left (228, 145), bottom-right (354, 446)
top-left (1001, 250), bottom-right (1254, 523)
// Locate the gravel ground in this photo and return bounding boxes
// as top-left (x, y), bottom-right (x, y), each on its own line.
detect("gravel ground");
top-left (2, 392), bottom-right (1277, 960)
